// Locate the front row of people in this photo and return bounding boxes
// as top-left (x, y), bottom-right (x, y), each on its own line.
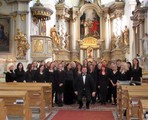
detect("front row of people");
top-left (5, 58), bottom-right (142, 109)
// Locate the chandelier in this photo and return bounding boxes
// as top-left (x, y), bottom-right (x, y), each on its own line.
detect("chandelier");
top-left (31, 0), bottom-right (53, 21)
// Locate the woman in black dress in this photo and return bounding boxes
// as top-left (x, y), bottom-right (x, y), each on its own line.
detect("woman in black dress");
top-left (98, 64), bottom-right (109, 105)
top-left (45, 62), bottom-right (56, 106)
top-left (131, 58), bottom-right (142, 84)
top-left (88, 64), bottom-right (97, 104)
top-left (25, 63), bottom-right (34, 82)
top-left (126, 62), bottom-right (132, 81)
top-left (64, 63), bottom-right (74, 105)
top-left (15, 62), bottom-right (25, 82)
top-left (5, 63), bottom-right (16, 82)
top-left (35, 65), bottom-right (46, 83)
top-left (54, 63), bottom-right (65, 107)
top-left (119, 62), bottom-right (129, 81)
top-left (110, 64), bottom-right (120, 105)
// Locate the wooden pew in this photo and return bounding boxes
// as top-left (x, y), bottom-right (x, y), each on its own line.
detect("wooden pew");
top-left (0, 91), bottom-right (31, 120)
top-left (117, 85), bottom-right (148, 120)
top-left (126, 91), bottom-right (148, 120)
top-left (138, 99), bottom-right (148, 120)
top-left (0, 99), bottom-right (7, 120)
top-left (0, 86), bottom-right (45, 120)
top-left (9, 82), bottom-right (52, 111)
top-left (0, 82), bottom-right (52, 112)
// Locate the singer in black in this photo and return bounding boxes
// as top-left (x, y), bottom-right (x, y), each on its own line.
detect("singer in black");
top-left (74, 66), bottom-right (96, 109)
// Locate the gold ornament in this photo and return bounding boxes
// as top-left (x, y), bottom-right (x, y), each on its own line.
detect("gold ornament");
top-left (14, 29), bottom-right (30, 59)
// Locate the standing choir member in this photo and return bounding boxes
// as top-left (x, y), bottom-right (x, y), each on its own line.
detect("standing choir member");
top-left (126, 62), bottom-right (132, 81)
top-left (35, 65), bottom-right (46, 83)
top-left (5, 63), bottom-right (16, 82)
top-left (131, 58), bottom-right (142, 84)
top-left (119, 62), bottom-right (129, 81)
top-left (98, 65), bottom-right (109, 105)
top-left (45, 62), bottom-right (56, 106)
top-left (64, 63), bottom-right (74, 105)
top-left (54, 64), bottom-right (65, 107)
top-left (15, 62), bottom-right (25, 82)
top-left (25, 63), bottom-right (34, 82)
top-left (88, 64), bottom-right (97, 104)
top-left (74, 66), bottom-right (96, 109)
top-left (110, 64), bottom-right (120, 105)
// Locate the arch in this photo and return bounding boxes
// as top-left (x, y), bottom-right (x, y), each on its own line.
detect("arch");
top-left (79, 3), bottom-right (103, 17)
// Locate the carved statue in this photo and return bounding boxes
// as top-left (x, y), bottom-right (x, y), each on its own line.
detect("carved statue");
top-left (65, 32), bottom-right (70, 50)
top-left (14, 29), bottom-right (30, 59)
top-left (58, 0), bottom-right (65, 3)
top-left (111, 34), bottom-right (116, 50)
top-left (85, 0), bottom-right (93, 3)
top-left (40, 21), bottom-right (46, 36)
top-left (50, 25), bottom-right (61, 48)
top-left (141, 33), bottom-right (148, 55)
top-left (87, 47), bottom-right (93, 58)
top-left (123, 26), bottom-right (129, 46)
top-left (135, 0), bottom-right (141, 9)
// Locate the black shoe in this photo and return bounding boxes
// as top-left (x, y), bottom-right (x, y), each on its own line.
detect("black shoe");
top-left (79, 105), bottom-right (83, 109)
top-left (58, 103), bottom-right (63, 107)
top-left (86, 105), bottom-right (90, 109)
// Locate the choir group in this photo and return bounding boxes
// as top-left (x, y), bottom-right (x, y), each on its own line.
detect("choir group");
top-left (5, 58), bottom-right (142, 109)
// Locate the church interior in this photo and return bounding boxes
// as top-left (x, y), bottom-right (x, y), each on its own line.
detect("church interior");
top-left (0, 0), bottom-right (148, 120)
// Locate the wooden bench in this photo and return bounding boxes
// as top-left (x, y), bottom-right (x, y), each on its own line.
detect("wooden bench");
top-left (0, 91), bottom-right (31, 120)
top-left (0, 99), bottom-right (7, 120)
top-left (117, 85), bottom-right (148, 120)
top-left (126, 91), bottom-right (148, 120)
top-left (0, 82), bottom-right (52, 112)
top-left (0, 86), bottom-right (45, 120)
top-left (138, 99), bottom-right (148, 120)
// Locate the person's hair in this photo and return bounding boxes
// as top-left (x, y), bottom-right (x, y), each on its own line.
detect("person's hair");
top-left (82, 66), bottom-right (87, 69)
top-left (132, 58), bottom-right (140, 69)
top-left (117, 59), bottom-right (121, 62)
top-left (6, 63), bottom-right (15, 72)
top-left (65, 63), bottom-right (71, 71)
top-left (27, 63), bottom-right (32, 72)
top-left (38, 65), bottom-right (45, 72)
top-left (100, 64), bottom-right (107, 75)
top-left (120, 62), bottom-right (129, 72)
top-left (127, 62), bottom-right (132, 69)
top-left (16, 62), bottom-right (24, 71)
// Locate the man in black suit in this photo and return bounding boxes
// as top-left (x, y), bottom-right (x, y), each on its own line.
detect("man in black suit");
top-left (74, 66), bottom-right (96, 109)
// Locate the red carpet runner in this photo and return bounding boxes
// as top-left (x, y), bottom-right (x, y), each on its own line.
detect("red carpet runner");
top-left (52, 110), bottom-right (115, 120)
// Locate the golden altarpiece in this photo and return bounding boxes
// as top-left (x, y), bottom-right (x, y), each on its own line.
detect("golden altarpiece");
top-left (51, 0), bottom-right (126, 63)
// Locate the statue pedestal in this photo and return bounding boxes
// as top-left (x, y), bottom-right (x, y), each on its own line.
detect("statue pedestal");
top-left (54, 49), bottom-right (70, 61)
top-left (102, 50), bottom-right (111, 61)
top-left (111, 48), bottom-right (124, 61)
top-left (71, 50), bottom-right (79, 61)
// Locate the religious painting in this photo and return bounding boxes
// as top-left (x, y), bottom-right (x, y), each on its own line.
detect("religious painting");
top-left (87, 47), bottom-right (93, 58)
top-left (40, 21), bottom-right (46, 36)
top-left (0, 17), bottom-right (10, 52)
top-left (80, 9), bottom-right (100, 39)
top-left (33, 39), bottom-right (44, 53)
